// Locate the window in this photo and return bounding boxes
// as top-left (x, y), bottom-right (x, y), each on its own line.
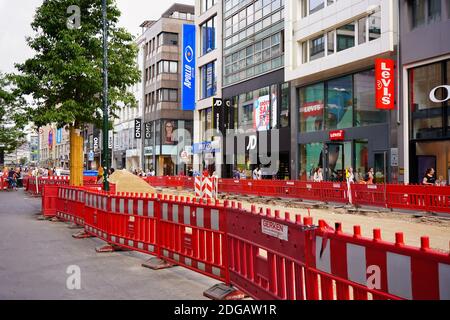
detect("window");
top-left (201, 0), bottom-right (216, 13)
top-left (411, 0), bottom-right (426, 28)
top-left (327, 31), bottom-right (335, 55)
top-left (428, 0), bottom-right (441, 23)
top-left (201, 61), bottom-right (217, 99)
top-left (157, 32), bottom-right (178, 46)
top-left (310, 35), bottom-right (325, 61)
top-left (358, 17), bottom-right (367, 44)
top-left (201, 16), bottom-right (217, 54)
top-left (299, 83), bottom-right (324, 132)
top-left (325, 75), bottom-right (353, 129)
top-left (157, 60), bottom-right (178, 74)
top-left (368, 9), bottom-right (381, 41)
top-left (158, 89), bottom-right (178, 102)
top-left (309, 0), bottom-right (324, 14)
top-left (354, 70), bottom-right (387, 126)
top-left (337, 22), bottom-right (355, 52)
top-left (410, 62), bottom-right (444, 139)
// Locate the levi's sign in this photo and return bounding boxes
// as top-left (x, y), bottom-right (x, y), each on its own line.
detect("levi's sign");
top-left (261, 219), bottom-right (288, 241)
top-left (375, 58), bottom-right (395, 109)
top-left (329, 130), bottom-right (344, 141)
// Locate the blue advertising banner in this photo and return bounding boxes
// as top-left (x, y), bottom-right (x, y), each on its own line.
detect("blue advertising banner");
top-left (182, 24), bottom-right (196, 111)
top-left (56, 128), bottom-right (62, 144)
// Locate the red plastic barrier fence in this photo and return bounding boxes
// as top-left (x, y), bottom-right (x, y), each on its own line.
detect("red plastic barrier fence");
top-left (107, 192), bottom-right (160, 255)
top-left (158, 195), bottom-right (229, 283)
top-left (83, 190), bottom-right (110, 241)
top-left (41, 184), bottom-right (59, 217)
top-left (226, 204), bottom-right (311, 299)
top-left (351, 183), bottom-right (387, 208)
top-left (0, 177), bottom-right (7, 191)
top-left (55, 186), bottom-right (86, 226)
top-left (308, 220), bottom-right (450, 300)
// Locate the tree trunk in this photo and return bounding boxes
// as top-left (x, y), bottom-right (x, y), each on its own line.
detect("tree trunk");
top-left (69, 126), bottom-right (84, 186)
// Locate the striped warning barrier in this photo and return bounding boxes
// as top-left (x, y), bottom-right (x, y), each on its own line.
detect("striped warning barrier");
top-left (195, 176), bottom-right (202, 198)
top-left (56, 186), bottom-right (86, 226)
top-left (83, 191), bottom-right (109, 241)
top-left (107, 193), bottom-right (160, 255)
top-left (158, 195), bottom-right (228, 282)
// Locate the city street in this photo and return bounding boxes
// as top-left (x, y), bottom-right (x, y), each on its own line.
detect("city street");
top-left (0, 189), bottom-right (216, 299)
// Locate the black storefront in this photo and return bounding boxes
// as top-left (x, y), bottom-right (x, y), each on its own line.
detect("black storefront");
top-left (221, 69), bottom-right (291, 179)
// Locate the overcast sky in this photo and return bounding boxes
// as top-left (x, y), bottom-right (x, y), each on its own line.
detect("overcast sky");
top-left (0, 0), bottom-right (194, 74)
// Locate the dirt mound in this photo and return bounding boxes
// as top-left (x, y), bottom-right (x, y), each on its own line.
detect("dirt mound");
top-left (108, 170), bottom-right (156, 194)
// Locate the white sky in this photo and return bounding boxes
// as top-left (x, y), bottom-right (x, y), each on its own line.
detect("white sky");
top-left (0, 0), bottom-right (194, 74)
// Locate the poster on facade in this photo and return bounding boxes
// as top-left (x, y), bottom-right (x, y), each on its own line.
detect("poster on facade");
top-left (271, 87), bottom-right (277, 128)
top-left (181, 24), bottom-right (196, 111)
top-left (163, 120), bottom-right (176, 145)
top-left (48, 129), bottom-right (53, 150)
top-left (253, 95), bottom-right (270, 131)
top-left (56, 128), bottom-right (62, 144)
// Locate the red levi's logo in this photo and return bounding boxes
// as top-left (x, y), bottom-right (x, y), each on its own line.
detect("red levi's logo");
top-left (375, 58), bottom-right (395, 109)
top-left (329, 130), bottom-right (344, 141)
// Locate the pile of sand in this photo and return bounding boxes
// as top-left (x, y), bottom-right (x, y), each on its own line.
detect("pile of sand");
top-left (108, 169), bottom-right (156, 194)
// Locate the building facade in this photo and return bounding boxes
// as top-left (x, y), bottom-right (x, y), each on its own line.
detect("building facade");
top-left (399, 0), bottom-right (450, 184)
top-left (193, 0), bottom-right (223, 176)
top-left (220, 0), bottom-right (290, 179)
top-left (112, 35), bottom-right (144, 171)
top-left (140, 4), bottom-right (195, 176)
top-left (285, 0), bottom-right (398, 183)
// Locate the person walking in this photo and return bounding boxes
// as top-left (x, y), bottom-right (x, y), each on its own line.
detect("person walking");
top-left (257, 167), bottom-right (262, 180)
top-left (346, 167), bottom-right (355, 204)
top-left (422, 168), bottom-right (436, 185)
top-left (365, 168), bottom-right (374, 184)
top-left (252, 167), bottom-right (258, 180)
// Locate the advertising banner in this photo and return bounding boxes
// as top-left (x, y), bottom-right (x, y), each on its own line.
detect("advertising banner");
top-left (375, 58), bottom-right (395, 109)
top-left (182, 24), bottom-right (196, 111)
top-left (163, 120), bottom-right (176, 145)
top-left (253, 95), bottom-right (270, 131)
top-left (56, 128), bottom-right (62, 144)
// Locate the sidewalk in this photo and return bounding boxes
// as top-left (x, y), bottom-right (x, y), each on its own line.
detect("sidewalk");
top-left (0, 189), bottom-right (216, 299)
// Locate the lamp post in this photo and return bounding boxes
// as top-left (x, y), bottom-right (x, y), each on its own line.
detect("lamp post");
top-left (102, 0), bottom-right (110, 191)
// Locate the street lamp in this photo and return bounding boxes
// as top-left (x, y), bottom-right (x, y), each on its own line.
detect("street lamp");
top-left (102, 0), bottom-right (110, 191)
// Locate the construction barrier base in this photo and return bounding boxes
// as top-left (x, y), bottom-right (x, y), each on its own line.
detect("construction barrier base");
top-left (50, 217), bottom-right (61, 222)
top-left (141, 257), bottom-right (176, 270)
top-left (36, 215), bottom-right (50, 221)
top-left (203, 284), bottom-right (248, 300)
top-left (95, 244), bottom-right (130, 253)
top-left (72, 230), bottom-right (94, 239)
top-left (67, 223), bottom-right (83, 229)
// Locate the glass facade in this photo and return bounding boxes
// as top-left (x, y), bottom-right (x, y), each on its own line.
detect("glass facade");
top-left (200, 61), bottom-right (217, 99)
top-left (223, 0), bottom-right (284, 86)
top-left (409, 60), bottom-right (450, 140)
top-left (201, 15), bottom-right (217, 55)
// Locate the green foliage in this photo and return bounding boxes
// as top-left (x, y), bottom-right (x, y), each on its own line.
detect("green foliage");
top-left (14, 0), bottom-right (140, 130)
top-left (0, 73), bottom-right (27, 153)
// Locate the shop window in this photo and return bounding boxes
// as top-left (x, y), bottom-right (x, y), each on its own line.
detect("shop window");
top-left (410, 62), bottom-right (443, 139)
top-left (280, 83), bottom-right (290, 128)
top-left (299, 143), bottom-right (323, 181)
top-left (326, 76), bottom-right (353, 130)
top-left (354, 70), bottom-right (387, 126)
top-left (337, 23), bottom-right (355, 52)
top-left (299, 83), bottom-right (324, 132)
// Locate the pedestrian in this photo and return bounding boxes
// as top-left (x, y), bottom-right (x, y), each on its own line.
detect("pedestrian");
top-left (8, 167), bottom-right (18, 191)
top-left (346, 167), bottom-right (355, 204)
top-left (422, 168), bottom-right (436, 185)
top-left (364, 168), bottom-right (374, 184)
top-left (435, 175), bottom-right (447, 186)
top-left (239, 169), bottom-right (246, 179)
top-left (257, 167), bottom-right (262, 180)
top-left (252, 167), bottom-right (258, 180)
top-left (313, 167), bottom-right (323, 182)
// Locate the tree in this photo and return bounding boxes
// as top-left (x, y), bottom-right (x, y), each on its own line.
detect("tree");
top-left (0, 73), bottom-right (27, 154)
top-left (14, 0), bottom-right (140, 185)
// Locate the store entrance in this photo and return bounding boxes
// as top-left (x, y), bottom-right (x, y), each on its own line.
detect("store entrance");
top-left (326, 143), bottom-right (344, 181)
top-left (374, 152), bottom-right (387, 183)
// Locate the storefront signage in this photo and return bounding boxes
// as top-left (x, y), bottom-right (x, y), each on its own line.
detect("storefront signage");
top-left (253, 95), bottom-right (270, 131)
top-left (329, 130), bottom-right (344, 141)
top-left (375, 58), bottom-right (395, 109)
top-left (246, 135), bottom-right (257, 151)
top-left (213, 98), bottom-right (224, 134)
top-left (181, 24), bottom-right (196, 111)
top-left (192, 141), bottom-right (219, 154)
top-left (300, 101), bottom-right (323, 118)
top-left (144, 146), bottom-right (153, 156)
top-left (261, 219), bottom-right (288, 241)
top-left (88, 151), bottom-right (94, 161)
top-left (134, 118), bottom-right (142, 139)
top-left (429, 85), bottom-right (450, 103)
top-left (93, 136), bottom-right (99, 152)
